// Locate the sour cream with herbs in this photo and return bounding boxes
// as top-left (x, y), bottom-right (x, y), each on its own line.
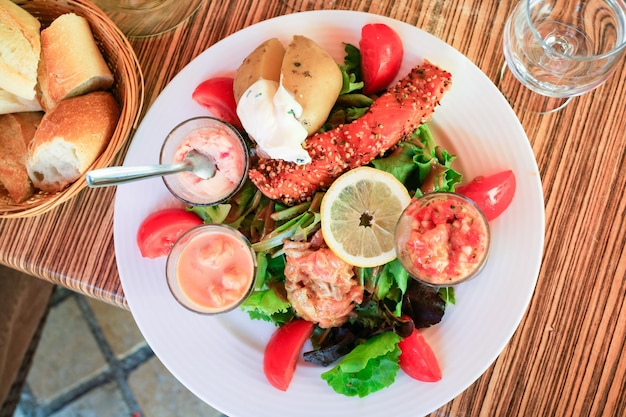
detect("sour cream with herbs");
top-left (236, 79), bottom-right (311, 164)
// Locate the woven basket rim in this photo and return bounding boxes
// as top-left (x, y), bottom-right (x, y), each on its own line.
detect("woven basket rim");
top-left (0, 0), bottom-right (144, 219)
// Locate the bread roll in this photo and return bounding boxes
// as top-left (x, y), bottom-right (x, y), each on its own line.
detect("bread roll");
top-left (0, 0), bottom-right (41, 101)
top-left (27, 91), bottom-right (120, 193)
top-left (38, 13), bottom-right (114, 112)
top-left (0, 88), bottom-right (42, 115)
top-left (0, 112), bottom-right (44, 202)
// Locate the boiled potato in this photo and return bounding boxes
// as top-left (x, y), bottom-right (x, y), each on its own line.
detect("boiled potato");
top-left (281, 35), bottom-right (342, 135)
top-left (233, 38), bottom-right (285, 103)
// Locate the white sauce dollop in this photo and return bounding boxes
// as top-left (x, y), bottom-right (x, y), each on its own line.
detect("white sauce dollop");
top-left (236, 79), bottom-right (311, 164)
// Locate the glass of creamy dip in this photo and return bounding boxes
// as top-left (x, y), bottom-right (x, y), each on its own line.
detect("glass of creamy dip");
top-left (166, 224), bottom-right (257, 314)
top-left (160, 117), bottom-right (249, 206)
top-left (395, 192), bottom-right (491, 286)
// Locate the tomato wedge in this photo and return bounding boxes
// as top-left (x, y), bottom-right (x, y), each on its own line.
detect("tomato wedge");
top-left (456, 169), bottom-right (517, 221)
top-left (192, 77), bottom-right (243, 130)
top-left (263, 319), bottom-right (315, 391)
top-left (136, 208), bottom-right (203, 259)
top-left (398, 327), bottom-right (442, 382)
top-left (359, 23), bottom-right (404, 95)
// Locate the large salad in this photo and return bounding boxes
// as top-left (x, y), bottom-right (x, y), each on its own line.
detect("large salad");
top-left (135, 21), bottom-right (516, 399)
top-left (112, 10), bottom-right (549, 417)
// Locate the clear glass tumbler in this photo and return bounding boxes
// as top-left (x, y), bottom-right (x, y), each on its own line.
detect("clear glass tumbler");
top-left (281, 0), bottom-right (337, 11)
top-left (90, 0), bottom-right (204, 38)
top-left (499, 0), bottom-right (626, 113)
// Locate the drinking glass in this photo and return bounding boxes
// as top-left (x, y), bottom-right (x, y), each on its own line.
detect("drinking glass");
top-left (499, 0), bottom-right (626, 113)
top-left (282, 0), bottom-right (337, 11)
top-left (90, 0), bottom-right (204, 38)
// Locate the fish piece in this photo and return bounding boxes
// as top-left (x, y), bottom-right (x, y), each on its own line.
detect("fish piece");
top-left (248, 60), bottom-right (452, 205)
top-left (284, 234), bottom-right (362, 328)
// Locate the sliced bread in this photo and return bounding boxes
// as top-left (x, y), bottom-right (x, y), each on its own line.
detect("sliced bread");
top-left (0, 88), bottom-right (43, 115)
top-left (0, 111), bottom-right (44, 202)
top-left (0, 0), bottom-right (41, 101)
top-left (38, 13), bottom-right (114, 112)
top-left (27, 91), bottom-right (120, 193)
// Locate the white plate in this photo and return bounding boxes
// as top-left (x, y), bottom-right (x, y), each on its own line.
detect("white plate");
top-left (114, 10), bottom-right (544, 417)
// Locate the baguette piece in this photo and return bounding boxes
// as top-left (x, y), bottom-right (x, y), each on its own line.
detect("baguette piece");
top-left (0, 111), bottom-right (44, 202)
top-left (27, 91), bottom-right (120, 193)
top-left (0, 88), bottom-right (42, 115)
top-left (0, 0), bottom-right (41, 101)
top-left (38, 13), bottom-right (114, 112)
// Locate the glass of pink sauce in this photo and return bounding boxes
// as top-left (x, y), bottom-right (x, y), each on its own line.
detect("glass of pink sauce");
top-left (166, 224), bottom-right (257, 314)
top-left (160, 117), bottom-right (249, 206)
top-left (395, 192), bottom-right (491, 286)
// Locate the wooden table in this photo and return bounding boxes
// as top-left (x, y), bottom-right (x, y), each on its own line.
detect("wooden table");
top-left (2, 0), bottom-right (625, 415)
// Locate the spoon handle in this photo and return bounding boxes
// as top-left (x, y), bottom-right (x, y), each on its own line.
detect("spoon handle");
top-left (86, 162), bottom-right (190, 188)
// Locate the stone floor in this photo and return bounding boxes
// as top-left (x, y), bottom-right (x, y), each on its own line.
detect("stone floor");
top-left (12, 285), bottom-right (228, 417)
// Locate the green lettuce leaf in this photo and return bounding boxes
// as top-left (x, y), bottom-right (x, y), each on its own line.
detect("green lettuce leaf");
top-left (380, 259), bottom-right (410, 316)
top-left (241, 252), bottom-right (294, 325)
top-left (438, 287), bottom-right (456, 305)
top-left (321, 332), bottom-right (401, 397)
top-left (371, 124), bottom-right (462, 194)
top-left (240, 289), bottom-right (293, 325)
top-left (358, 259), bottom-right (410, 318)
top-left (188, 204), bottom-right (231, 224)
top-left (339, 43), bottom-right (363, 94)
top-left (370, 142), bottom-right (419, 185)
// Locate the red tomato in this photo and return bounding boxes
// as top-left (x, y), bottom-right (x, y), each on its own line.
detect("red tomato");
top-left (263, 319), bottom-right (315, 391)
top-left (398, 327), bottom-right (442, 382)
top-left (192, 77), bottom-right (243, 130)
top-left (359, 23), bottom-right (404, 95)
top-left (136, 208), bottom-right (203, 259)
top-left (456, 170), bottom-right (517, 221)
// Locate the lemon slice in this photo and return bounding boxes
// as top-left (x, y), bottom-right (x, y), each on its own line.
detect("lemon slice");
top-left (320, 166), bottom-right (411, 267)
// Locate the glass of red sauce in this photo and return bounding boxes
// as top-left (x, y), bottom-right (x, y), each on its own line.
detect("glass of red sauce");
top-left (160, 116), bottom-right (249, 206)
top-left (166, 224), bottom-right (257, 314)
top-left (395, 192), bottom-right (490, 286)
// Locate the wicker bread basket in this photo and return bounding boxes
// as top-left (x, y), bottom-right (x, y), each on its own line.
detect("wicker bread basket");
top-left (0, 0), bottom-right (144, 218)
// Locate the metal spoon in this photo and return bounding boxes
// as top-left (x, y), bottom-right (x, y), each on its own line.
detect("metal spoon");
top-left (86, 150), bottom-right (216, 188)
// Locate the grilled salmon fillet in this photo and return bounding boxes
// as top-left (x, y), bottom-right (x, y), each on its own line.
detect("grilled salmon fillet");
top-left (248, 60), bottom-right (452, 205)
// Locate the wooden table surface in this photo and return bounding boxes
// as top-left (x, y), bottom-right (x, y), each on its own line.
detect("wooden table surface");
top-left (2, 0), bottom-right (625, 415)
